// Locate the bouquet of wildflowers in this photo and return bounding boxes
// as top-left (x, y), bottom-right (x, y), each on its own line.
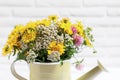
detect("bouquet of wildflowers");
top-left (2, 15), bottom-right (95, 63)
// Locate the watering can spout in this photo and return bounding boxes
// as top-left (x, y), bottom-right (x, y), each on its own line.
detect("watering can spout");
top-left (77, 61), bottom-right (107, 80)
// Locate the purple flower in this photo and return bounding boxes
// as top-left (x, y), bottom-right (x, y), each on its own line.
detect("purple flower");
top-left (73, 34), bottom-right (83, 47)
top-left (71, 26), bottom-right (77, 34)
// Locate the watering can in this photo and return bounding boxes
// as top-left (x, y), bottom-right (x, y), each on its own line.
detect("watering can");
top-left (11, 60), bottom-right (107, 80)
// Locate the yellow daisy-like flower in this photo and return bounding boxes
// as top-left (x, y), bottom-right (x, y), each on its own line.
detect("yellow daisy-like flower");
top-left (2, 44), bottom-right (12, 56)
top-left (15, 24), bottom-right (25, 33)
top-left (74, 21), bottom-right (84, 37)
top-left (61, 18), bottom-right (70, 24)
top-left (48, 15), bottom-right (58, 22)
top-left (26, 21), bottom-right (37, 29)
top-left (9, 25), bottom-right (25, 37)
top-left (58, 18), bottom-right (73, 35)
top-left (59, 21), bottom-right (71, 29)
top-left (7, 25), bottom-right (24, 48)
top-left (22, 29), bottom-right (36, 43)
top-left (58, 18), bottom-right (70, 28)
top-left (48, 41), bottom-right (65, 55)
top-left (64, 25), bottom-right (73, 35)
top-left (35, 20), bottom-right (43, 26)
top-left (85, 36), bottom-right (93, 47)
top-left (41, 19), bottom-right (51, 27)
top-left (7, 34), bottom-right (20, 47)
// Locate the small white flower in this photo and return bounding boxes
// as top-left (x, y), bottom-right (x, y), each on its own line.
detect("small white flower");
top-left (26, 50), bottom-right (38, 63)
top-left (47, 51), bottom-right (60, 62)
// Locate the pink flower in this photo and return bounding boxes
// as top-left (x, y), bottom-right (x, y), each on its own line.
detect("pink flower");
top-left (73, 34), bottom-right (83, 47)
top-left (76, 63), bottom-right (84, 70)
top-left (71, 26), bottom-right (77, 34)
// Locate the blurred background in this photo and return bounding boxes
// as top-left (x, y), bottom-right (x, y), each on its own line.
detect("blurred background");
top-left (0, 0), bottom-right (120, 79)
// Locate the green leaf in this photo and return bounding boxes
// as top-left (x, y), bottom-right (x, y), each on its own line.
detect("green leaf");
top-left (35, 49), bottom-right (48, 62)
top-left (60, 60), bottom-right (63, 66)
top-left (60, 46), bottom-right (76, 60)
top-left (73, 58), bottom-right (84, 64)
top-left (16, 52), bottom-right (26, 61)
top-left (13, 47), bottom-right (16, 56)
top-left (15, 48), bottom-right (29, 61)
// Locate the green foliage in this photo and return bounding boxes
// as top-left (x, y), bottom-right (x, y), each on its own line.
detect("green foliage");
top-left (60, 60), bottom-right (63, 66)
top-left (74, 58), bottom-right (84, 64)
top-left (15, 48), bottom-right (28, 62)
top-left (61, 46), bottom-right (77, 60)
top-left (34, 49), bottom-right (48, 62)
top-left (85, 27), bottom-right (94, 42)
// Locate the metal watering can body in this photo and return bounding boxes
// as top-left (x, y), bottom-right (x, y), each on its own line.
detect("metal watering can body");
top-left (11, 60), bottom-right (107, 80)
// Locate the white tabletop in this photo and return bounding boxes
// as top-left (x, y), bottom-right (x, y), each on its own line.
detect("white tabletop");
top-left (0, 58), bottom-right (120, 80)
top-left (0, 65), bottom-right (120, 80)
top-left (71, 67), bottom-right (120, 80)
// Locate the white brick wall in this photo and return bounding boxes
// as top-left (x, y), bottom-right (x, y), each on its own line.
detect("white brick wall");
top-left (0, 0), bottom-right (34, 6)
top-left (0, 0), bottom-right (120, 79)
top-left (83, 0), bottom-right (120, 7)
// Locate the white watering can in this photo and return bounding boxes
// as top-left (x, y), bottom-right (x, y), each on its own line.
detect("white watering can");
top-left (11, 60), bottom-right (107, 80)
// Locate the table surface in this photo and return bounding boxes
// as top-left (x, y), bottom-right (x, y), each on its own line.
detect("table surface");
top-left (0, 66), bottom-right (120, 80)
top-left (72, 67), bottom-right (120, 80)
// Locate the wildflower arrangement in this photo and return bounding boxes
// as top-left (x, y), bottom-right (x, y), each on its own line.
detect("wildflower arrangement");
top-left (2, 15), bottom-right (95, 63)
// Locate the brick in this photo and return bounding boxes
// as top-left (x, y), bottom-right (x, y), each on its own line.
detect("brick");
top-left (0, 8), bottom-right (11, 16)
top-left (13, 8), bottom-right (61, 17)
top-left (0, 38), bottom-right (7, 49)
top-left (0, 0), bottom-right (34, 7)
top-left (0, 17), bottom-right (34, 27)
top-left (93, 27), bottom-right (120, 37)
top-left (0, 27), bottom-right (13, 38)
top-left (76, 47), bottom-right (120, 59)
top-left (89, 27), bottom-right (120, 47)
top-left (58, 8), bottom-right (70, 16)
top-left (97, 47), bottom-right (120, 57)
top-left (74, 54), bottom-right (120, 67)
top-left (13, 7), bottom-right (106, 18)
top-left (36, 0), bottom-right (82, 7)
top-left (107, 8), bottom-right (120, 16)
top-left (95, 37), bottom-right (120, 47)
top-left (84, 18), bottom-right (120, 27)
top-left (81, 57), bottom-right (120, 68)
top-left (69, 8), bottom-right (105, 17)
top-left (93, 27), bottom-right (120, 47)
top-left (83, 0), bottom-right (120, 7)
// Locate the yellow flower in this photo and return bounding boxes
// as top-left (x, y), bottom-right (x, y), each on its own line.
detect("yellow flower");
top-left (26, 21), bottom-right (37, 29)
top-left (35, 20), bottom-right (43, 26)
top-left (85, 36), bottom-right (93, 47)
top-left (7, 25), bottom-right (24, 48)
top-left (41, 19), bottom-right (51, 27)
top-left (58, 18), bottom-right (73, 35)
top-left (64, 25), bottom-right (73, 35)
top-left (74, 21), bottom-right (84, 37)
top-left (2, 44), bottom-right (12, 56)
top-left (58, 18), bottom-right (70, 28)
top-left (9, 25), bottom-right (25, 37)
top-left (61, 18), bottom-right (70, 24)
top-left (15, 24), bottom-right (25, 33)
top-left (7, 34), bottom-right (20, 47)
top-left (22, 29), bottom-right (36, 43)
top-left (48, 15), bottom-right (58, 22)
top-left (48, 41), bottom-right (65, 55)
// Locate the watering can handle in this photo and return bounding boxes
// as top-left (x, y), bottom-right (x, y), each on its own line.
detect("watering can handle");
top-left (11, 60), bottom-right (27, 80)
